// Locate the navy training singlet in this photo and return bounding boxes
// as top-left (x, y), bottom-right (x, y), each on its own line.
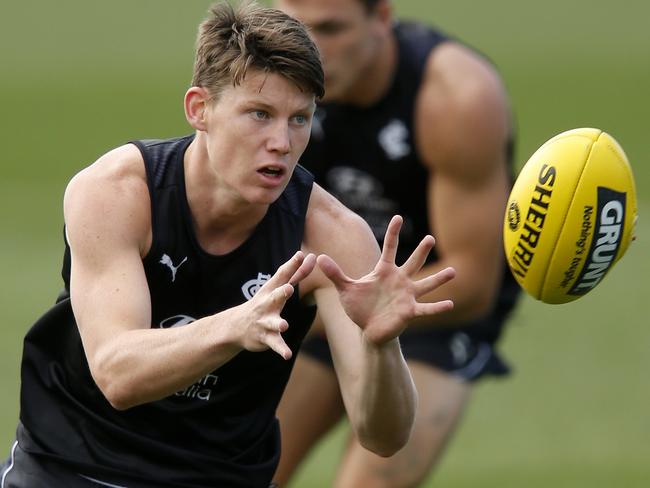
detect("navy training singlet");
top-left (17, 135), bottom-right (316, 487)
top-left (299, 21), bottom-right (519, 340)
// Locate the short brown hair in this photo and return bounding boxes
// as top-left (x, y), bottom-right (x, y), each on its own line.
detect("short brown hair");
top-left (192, 1), bottom-right (324, 100)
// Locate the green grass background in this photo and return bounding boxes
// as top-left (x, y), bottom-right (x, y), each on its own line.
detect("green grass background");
top-left (0, 1), bottom-right (648, 486)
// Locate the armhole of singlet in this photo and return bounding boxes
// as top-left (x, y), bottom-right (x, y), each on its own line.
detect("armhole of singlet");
top-left (129, 140), bottom-right (160, 262)
top-left (295, 166), bottom-right (314, 243)
top-left (289, 166), bottom-right (314, 299)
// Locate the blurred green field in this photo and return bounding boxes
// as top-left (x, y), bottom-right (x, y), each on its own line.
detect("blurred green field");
top-left (0, 1), bottom-right (648, 486)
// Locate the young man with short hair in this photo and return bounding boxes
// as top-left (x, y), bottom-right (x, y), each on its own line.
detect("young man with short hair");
top-left (0, 2), bottom-right (455, 487)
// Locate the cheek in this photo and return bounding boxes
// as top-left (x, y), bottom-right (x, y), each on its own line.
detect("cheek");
top-left (339, 34), bottom-right (373, 73)
top-left (293, 127), bottom-right (312, 156)
top-left (322, 33), bottom-right (357, 66)
top-left (205, 132), bottom-right (246, 174)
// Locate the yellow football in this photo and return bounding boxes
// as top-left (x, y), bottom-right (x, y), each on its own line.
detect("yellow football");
top-left (504, 128), bottom-right (637, 304)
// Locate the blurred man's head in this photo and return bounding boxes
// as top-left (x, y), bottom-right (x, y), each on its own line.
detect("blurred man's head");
top-left (192, 1), bottom-right (325, 102)
top-left (275, 0), bottom-right (393, 102)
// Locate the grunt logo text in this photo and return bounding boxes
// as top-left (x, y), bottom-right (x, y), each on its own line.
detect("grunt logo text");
top-left (568, 187), bottom-right (626, 296)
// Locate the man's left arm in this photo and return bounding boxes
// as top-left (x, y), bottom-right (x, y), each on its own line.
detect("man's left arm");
top-left (302, 188), bottom-right (455, 455)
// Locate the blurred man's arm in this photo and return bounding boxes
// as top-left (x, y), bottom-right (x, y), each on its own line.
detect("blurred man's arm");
top-left (412, 41), bottom-right (513, 325)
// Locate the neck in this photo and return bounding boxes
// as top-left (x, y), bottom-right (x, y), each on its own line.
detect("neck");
top-left (183, 136), bottom-right (268, 255)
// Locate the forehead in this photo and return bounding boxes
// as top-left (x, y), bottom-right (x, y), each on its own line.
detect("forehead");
top-left (220, 70), bottom-right (316, 111)
top-left (276, 0), bottom-right (367, 25)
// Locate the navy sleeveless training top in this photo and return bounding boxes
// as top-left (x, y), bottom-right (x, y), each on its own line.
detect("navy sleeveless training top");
top-left (299, 21), bottom-right (519, 339)
top-left (17, 135), bottom-right (316, 487)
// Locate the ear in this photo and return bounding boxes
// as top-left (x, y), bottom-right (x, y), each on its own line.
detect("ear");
top-left (184, 87), bottom-right (211, 131)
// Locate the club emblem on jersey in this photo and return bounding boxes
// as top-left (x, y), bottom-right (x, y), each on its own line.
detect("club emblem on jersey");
top-left (160, 254), bottom-right (188, 282)
top-left (378, 119), bottom-right (411, 161)
top-left (241, 272), bottom-right (271, 300)
top-left (327, 166), bottom-right (383, 199)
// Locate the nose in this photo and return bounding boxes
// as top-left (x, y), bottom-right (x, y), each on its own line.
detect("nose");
top-left (266, 120), bottom-right (291, 155)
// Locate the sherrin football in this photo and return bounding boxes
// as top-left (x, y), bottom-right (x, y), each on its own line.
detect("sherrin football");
top-left (504, 128), bottom-right (637, 304)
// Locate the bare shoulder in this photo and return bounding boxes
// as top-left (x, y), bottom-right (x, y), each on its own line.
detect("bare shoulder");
top-left (303, 185), bottom-right (380, 283)
top-left (422, 41), bottom-right (509, 122)
top-left (416, 41), bottom-right (511, 179)
top-left (64, 143), bottom-right (151, 256)
top-left (427, 41), bottom-right (507, 99)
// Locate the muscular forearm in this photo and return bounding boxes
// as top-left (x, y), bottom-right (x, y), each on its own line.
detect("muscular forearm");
top-left (90, 314), bottom-right (241, 410)
top-left (82, 251), bottom-right (312, 410)
top-left (349, 338), bottom-right (417, 456)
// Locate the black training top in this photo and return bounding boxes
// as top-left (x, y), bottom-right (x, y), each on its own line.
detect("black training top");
top-left (302, 21), bottom-right (447, 260)
top-left (17, 135), bottom-right (316, 487)
top-left (300, 21), bottom-right (519, 338)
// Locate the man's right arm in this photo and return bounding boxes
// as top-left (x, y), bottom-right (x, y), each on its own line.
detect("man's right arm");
top-left (64, 145), bottom-right (313, 410)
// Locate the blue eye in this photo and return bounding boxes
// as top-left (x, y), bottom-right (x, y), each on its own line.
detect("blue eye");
top-left (252, 110), bottom-right (268, 120)
top-left (293, 114), bottom-right (308, 125)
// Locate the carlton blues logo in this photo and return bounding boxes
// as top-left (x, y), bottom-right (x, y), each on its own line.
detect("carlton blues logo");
top-left (241, 272), bottom-right (271, 300)
top-left (568, 187), bottom-right (626, 295)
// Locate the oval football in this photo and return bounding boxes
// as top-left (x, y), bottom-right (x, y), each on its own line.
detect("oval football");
top-left (503, 128), bottom-right (637, 304)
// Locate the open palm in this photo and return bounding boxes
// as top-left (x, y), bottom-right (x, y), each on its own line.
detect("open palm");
top-left (317, 216), bottom-right (456, 345)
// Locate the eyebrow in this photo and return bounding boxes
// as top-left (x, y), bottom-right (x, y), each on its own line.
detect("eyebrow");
top-left (242, 99), bottom-right (316, 114)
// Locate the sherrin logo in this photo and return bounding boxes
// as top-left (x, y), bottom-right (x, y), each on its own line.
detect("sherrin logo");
top-left (509, 164), bottom-right (556, 278)
top-left (568, 187), bottom-right (626, 295)
top-left (507, 201), bottom-right (521, 231)
top-left (504, 128), bottom-right (637, 304)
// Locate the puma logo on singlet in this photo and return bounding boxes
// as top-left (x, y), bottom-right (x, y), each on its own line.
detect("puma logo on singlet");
top-left (160, 254), bottom-right (188, 282)
top-left (241, 272), bottom-right (271, 300)
top-left (378, 119), bottom-right (411, 160)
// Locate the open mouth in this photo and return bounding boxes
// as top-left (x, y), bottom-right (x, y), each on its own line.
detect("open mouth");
top-left (258, 166), bottom-right (284, 178)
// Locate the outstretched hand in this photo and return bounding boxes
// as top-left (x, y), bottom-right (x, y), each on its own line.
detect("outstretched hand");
top-left (317, 215), bottom-right (455, 345)
top-left (234, 250), bottom-right (316, 360)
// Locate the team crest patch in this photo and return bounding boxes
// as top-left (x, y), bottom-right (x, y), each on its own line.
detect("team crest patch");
top-left (378, 119), bottom-right (411, 160)
top-left (241, 272), bottom-right (271, 300)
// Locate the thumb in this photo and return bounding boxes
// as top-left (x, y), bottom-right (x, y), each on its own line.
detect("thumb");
top-left (317, 254), bottom-right (351, 290)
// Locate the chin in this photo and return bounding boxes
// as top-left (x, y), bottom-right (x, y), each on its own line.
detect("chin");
top-left (248, 188), bottom-right (285, 206)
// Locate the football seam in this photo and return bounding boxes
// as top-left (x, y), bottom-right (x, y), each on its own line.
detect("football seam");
top-left (539, 137), bottom-right (596, 300)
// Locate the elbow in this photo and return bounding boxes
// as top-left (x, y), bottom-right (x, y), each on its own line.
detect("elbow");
top-left (354, 379), bottom-right (418, 457)
top-left (357, 428), bottom-right (411, 458)
top-left (89, 351), bottom-right (136, 411)
top-left (355, 407), bottom-right (416, 457)
top-left (93, 370), bottom-right (133, 411)
top-left (101, 385), bottom-right (134, 411)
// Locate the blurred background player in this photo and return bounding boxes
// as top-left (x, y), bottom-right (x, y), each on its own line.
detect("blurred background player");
top-left (274, 0), bottom-right (521, 486)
